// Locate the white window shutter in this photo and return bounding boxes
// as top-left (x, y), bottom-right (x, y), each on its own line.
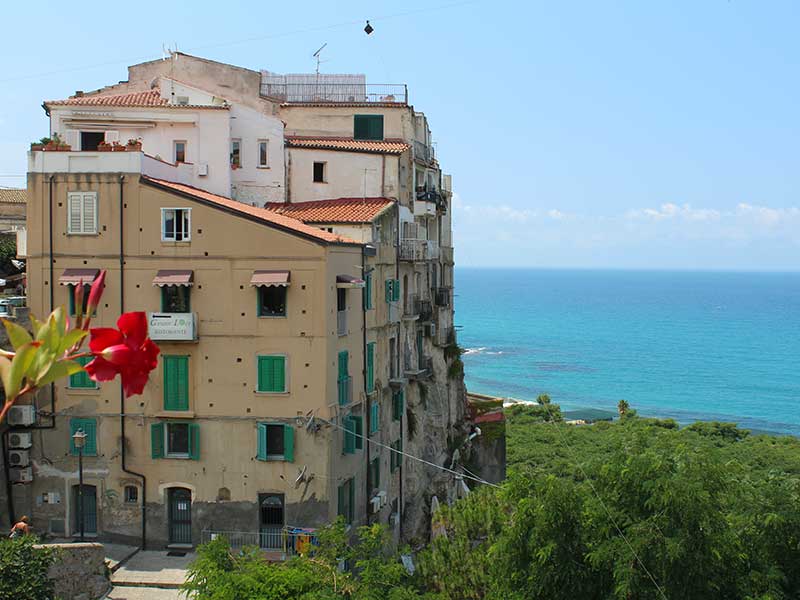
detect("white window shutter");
top-left (64, 130), bottom-right (79, 150)
top-left (82, 193), bottom-right (96, 233)
top-left (105, 130), bottom-right (119, 143)
top-left (68, 193), bottom-right (82, 233)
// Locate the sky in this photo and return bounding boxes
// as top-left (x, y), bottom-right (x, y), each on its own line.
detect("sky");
top-left (1, 1), bottom-right (799, 270)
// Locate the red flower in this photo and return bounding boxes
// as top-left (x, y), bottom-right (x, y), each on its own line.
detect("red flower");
top-left (86, 270), bottom-right (106, 315)
top-left (85, 312), bottom-right (160, 397)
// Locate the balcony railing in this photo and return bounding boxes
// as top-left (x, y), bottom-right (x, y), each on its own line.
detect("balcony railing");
top-left (337, 309), bottom-right (347, 336)
top-left (201, 527), bottom-right (318, 559)
top-left (260, 82), bottom-right (408, 104)
top-left (406, 355), bottom-right (433, 380)
top-left (399, 239), bottom-right (439, 262)
top-left (435, 326), bottom-right (455, 347)
top-left (413, 140), bottom-right (435, 163)
top-left (434, 287), bottom-right (451, 307)
top-left (418, 299), bottom-right (433, 322)
top-left (403, 294), bottom-right (420, 319)
top-left (338, 376), bottom-right (353, 406)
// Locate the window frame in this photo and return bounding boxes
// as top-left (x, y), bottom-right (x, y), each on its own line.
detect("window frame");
top-left (174, 140), bottom-right (187, 164)
top-left (165, 422), bottom-right (191, 459)
top-left (163, 355), bottom-right (190, 411)
top-left (257, 285), bottom-right (287, 318)
top-left (66, 191), bottom-right (98, 235)
top-left (256, 354), bottom-right (288, 394)
top-left (257, 140), bottom-right (269, 168)
top-left (369, 400), bottom-right (379, 434)
top-left (338, 477), bottom-right (355, 524)
top-left (256, 422), bottom-right (294, 462)
top-left (67, 283), bottom-right (92, 318)
top-left (124, 485), bottom-right (139, 504)
top-left (69, 418), bottom-right (97, 456)
top-left (313, 161), bottom-right (327, 183)
top-left (161, 285), bottom-right (191, 312)
top-left (161, 208), bottom-right (192, 242)
top-left (68, 355), bottom-right (98, 390)
top-left (354, 114), bottom-right (384, 141)
top-left (230, 138), bottom-right (242, 168)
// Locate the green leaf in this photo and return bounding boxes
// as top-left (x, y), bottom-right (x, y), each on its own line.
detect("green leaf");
top-left (35, 359), bottom-right (84, 388)
top-left (2, 319), bottom-right (32, 350)
top-left (29, 315), bottom-right (44, 338)
top-left (0, 355), bottom-right (11, 397)
top-left (5, 342), bottom-right (39, 400)
top-left (58, 329), bottom-right (88, 355)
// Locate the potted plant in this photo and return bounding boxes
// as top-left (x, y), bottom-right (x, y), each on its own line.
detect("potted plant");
top-left (97, 141), bottom-right (112, 152)
top-left (126, 138), bottom-right (142, 151)
top-left (30, 137), bottom-right (50, 151)
top-left (111, 142), bottom-right (126, 152)
top-left (45, 134), bottom-right (61, 151)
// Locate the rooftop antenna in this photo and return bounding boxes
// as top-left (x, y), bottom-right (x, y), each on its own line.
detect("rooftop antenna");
top-left (312, 43), bottom-right (328, 75)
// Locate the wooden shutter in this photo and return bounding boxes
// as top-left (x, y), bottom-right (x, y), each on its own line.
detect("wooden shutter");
top-left (343, 417), bottom-right (356, 454)
top-left (256, 423), bottom-right (267, 461)
top-left (164, 356), bottom-right (189, 410)
top-left (366, 343), bottom-right (375, 392)
top-left (259, 356), bottom-right (286, 392)
top-left (70, 418), bottom-right (97, 456)
top-left (385, 279), bottom-right (393, 303)
top-left (338, 351), bottom-right (348, 380)
top-left (393, 279), bottom-right (401, 302)
top-left (283, 425), bottom-right (294, 462)
top-left (151, 423), bottom-right (164, 459)
top-left (369, 115), bottom-right (384, 140)
top-left (354, 115), bottom-right (370, 140)
top-left (70, 356), bottom-right (96, 389)
top-left (188, 423), bottom-right (200, 460)
top-left (68, 193), bottom-right (82, 233)
top-left (364, 273), bottom-right (372, 309)
top-left (82, 193), bottom-right (96, 233)
top-left (354, 416), bottom-right (363, 450)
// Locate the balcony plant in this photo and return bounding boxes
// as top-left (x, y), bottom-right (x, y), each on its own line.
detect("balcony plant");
top-left (111, 142), bottom-right (126, 152)
top-left (30, 137), bottom-right (51, 151)
top-left (97, 141), bottom-right (112, 152)
top-left (0, 270), bottom-right (160, 424)
top-left (126, 138), bottom-right (142, 151)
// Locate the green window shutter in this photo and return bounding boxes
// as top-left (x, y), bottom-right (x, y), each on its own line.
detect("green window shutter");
top-left (283, 425), bottom-right (295, 462)
top-left (370, 401), bottom-right (379, 434)
top-left (337, 484), bottom-right (345, 518)
top-left (188, 422), bottom-right (200, 460)
top-left (70, 356), bottom-right (96, 389)
top-left (69, 418), bottom-right (97, 456)
top-left (258, 356), bottom-right (286, 392)
top-left (393, 279), bottom-right (401, 302)
top-left (256, 423), bottom-right (267, 461)
top-left (385, 279), bottom-right (393, 303)
top-left (163, 356), bottom-right (189, 410)
top-left (392, 391), bottom-right (404, 421)
top-left (374, 458), bottom-right (380, 488)
top-left (354, 115), bottom-right (384, 140)
top-left (348, 478), bottom-right (355, 523)
top-left (338, 351), bottom-right (349, 379)
top-left (354, 416), bottom-right (363, 450)
top-left (343, 417), bottom-right (356, 454)
top-left (366, 343), bottom-right (375, 392)
top-left (364, 273), bottom-right (372, 309)
top-left (151, 423), bottom-right (164, 459)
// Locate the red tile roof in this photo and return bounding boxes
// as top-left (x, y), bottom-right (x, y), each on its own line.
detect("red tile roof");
top-left (141, 177), bottom-right (359, 245)
top-left (264, 197), bottom-right (394, 224)
top-left (474, 411), bottom-right (505, 424)
top-left (45, 88), bottom-right (228, 109)
top-left (285, 136), bottom-right (409, 155)
top-left (0, 189), bottom-right (26, 204)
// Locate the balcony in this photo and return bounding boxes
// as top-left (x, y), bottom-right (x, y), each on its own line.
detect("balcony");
top-left (413, 199), bottom-right (437, 218)
top-left (260, 80), bottom-right (408, 104)
top-left (147, 312), bottom-right (197, 341)
top-left (403, 294), bottom-right (420, 320)
top-left (418, 299), bottom-right (433, 323)
top-left (338, 376), bottom-right (353, 406)
top-left (435, 326), bottom-right (455, 347)
top-left (201, 527), bottom-right (317, 561)
top-left (440, 246), bottom-right (454, 265)
top-left (405, 355), bottom-right (433, 380)
top-left (434, 287), bottom-right (451, 308)
top-left (399, 239), bottom-right (439, 262)
top-left (337, 309), bottom-right (347, 336)
top-left (413, 140), bottom-right (435, 163)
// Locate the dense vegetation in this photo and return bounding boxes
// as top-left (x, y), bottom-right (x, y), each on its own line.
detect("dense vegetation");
top-left (0, 537), bottom-right (57, 600)
top-left (184, 400), bottom-right (800, 600)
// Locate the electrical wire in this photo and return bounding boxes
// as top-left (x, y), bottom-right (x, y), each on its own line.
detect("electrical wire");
top-left (536, 400), bottom-right (669, 600)
top-left (0, 0), bottom-right (479, 85)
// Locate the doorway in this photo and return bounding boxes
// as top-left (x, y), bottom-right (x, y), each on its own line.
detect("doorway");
top-left (168, 488), bottom-right (192, 545)
top-left (259, 493), bottom-right (284, 549)
top-left (71, 484), bottom-right (97, 535)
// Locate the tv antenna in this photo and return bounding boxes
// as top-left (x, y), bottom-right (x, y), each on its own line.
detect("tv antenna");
top-left (312, 43), bottom-right (328, 75)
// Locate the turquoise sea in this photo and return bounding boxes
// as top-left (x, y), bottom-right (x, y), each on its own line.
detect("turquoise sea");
top-left (456, 268), bottom-right (800, 435)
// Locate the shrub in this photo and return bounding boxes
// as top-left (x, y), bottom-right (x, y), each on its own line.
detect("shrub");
top-left (0, 537), bottom-right (57, 600)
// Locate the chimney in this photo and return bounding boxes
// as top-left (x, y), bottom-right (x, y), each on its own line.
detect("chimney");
top-left (74, 90), bottom-right (84, 97)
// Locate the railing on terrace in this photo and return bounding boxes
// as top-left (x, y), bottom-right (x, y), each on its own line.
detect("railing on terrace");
top-left (337, 309), bottom-right (347, 336)
top-left (404, 293), bottom-right (420, 318)
top-left (413, 141), bottom-right (435, 163)
top-left (434, 287), bottom-right (451, 307)
top-left (338, 376), bottom-right (353, 406)
top-left (418, 299), bottom-right (433, 322)
top-left (260, 82), bottom-right (408, 104)
top-left (201, 527), bottom-right (318, 557)
top-left (435, 325), bottom-right (455, 347)
top-left (399, 239), bottom-right (426, 262)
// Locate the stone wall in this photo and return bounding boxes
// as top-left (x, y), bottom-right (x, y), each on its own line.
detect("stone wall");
top-left (40, 542), bottom-right (110, 600)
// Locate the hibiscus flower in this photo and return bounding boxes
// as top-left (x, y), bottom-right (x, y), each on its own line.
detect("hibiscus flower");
top-left (85, 312), bottom-right (160, 397)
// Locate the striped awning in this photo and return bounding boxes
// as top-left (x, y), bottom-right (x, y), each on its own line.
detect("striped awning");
top-left (152, 270), bottom-right (194, 287)
top-left (336, 274), bottom-right (365, 289)
top-left (250, 270), bottom-right (291, 287)
top-left (58, 268), bottom-right (99, 286)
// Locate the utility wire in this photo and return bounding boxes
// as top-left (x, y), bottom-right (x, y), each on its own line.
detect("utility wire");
top-left (537, 400), bottom-right (669, 600)
top-left (320, 415), bottom-right (501, 489)
top-left (0, 0), bottom-right (478, 85)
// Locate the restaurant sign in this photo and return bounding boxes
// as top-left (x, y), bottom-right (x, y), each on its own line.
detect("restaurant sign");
top-left (147, 312), bottom-right (196, 341)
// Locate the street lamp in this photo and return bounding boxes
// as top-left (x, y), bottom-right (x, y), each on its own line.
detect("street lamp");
top-left (72, 429), bottom-right (87, 542)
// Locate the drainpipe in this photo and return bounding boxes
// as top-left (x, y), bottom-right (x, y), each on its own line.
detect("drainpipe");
top-left (395, 200), bottom-right (403, 532)
top-left (362, 248), bottom-right (369, 521)
top-left (116, 175), bottom-right (147, 550)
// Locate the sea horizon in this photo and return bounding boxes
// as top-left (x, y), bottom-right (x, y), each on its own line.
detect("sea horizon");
top-left (456, 267), bottom-right (800, 435)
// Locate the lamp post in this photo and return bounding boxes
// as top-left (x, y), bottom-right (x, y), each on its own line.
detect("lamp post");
top-left (72, 429), bottom-right (86, 542)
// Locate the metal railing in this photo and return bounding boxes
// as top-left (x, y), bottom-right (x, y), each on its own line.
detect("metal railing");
top-left (413, 141), bottom-right (435, 163)
top-left (338, 376), bottom-right (353, 406)
top-left (436, 326), bottom-right (455, 347)
top-left (201, 527), bottom-right (318, 557)
top-left (399, 239), bottom-right (426, 262)
top-left (403, 293), bottom-right (420, 318)
top-left (260, 83), bottom-right (408, 104)
top-left (434, 287), bottom-right (451, 307)
top-left (337, 309), bottom-right (347, 336)
top-left (418, 299), bottom-right (433, 322)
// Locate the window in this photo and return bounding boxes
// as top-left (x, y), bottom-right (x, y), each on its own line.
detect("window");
top-left (343, 415), bottom-right (362, 454)
top-left (257, 355), bottom-right (287, 393)
top-left (124, 486), bottom-right (138, 504)
top-left (161, 208), bottom-right (191, 242)
top-left (391, 439), bottom-right (403, 472)
top-left (69, 418), bottom-right (97, 456)
top-left (354, 115), bottom-right (384, 140)
top-left (80, 131), bottom-right (104, 151)
top-left (161, 286), bottom-right (191, 312)
top-left (151, 422), bottom-right (200, 460)
top-left (67, 192), bottom-right (97, 234)
top-left (174, 141), bottom-right (187, 163)
top-left (366, 342), bottom-right (375, 393)
top-left (258, 140), bottom-right (269, 168)
top-left (69, 356), bottom-right (97, 389)
top-left (257, 286), bottom-right (287, 317)
top-left (256, 423), bottom-right (294, 461)
top-left (313, 162), bottom-right (326, 183)
top-left (337, 288), bottom-right (347, 312)
top-left (370, 400), bottom-right (379, 434)
top-left (392, 390), bottom-right (404, 421)
top-left (68, 283), bottom-right (91, 317)
top-left (338, 351), bottom-right (350, 406)
top-left (230, 139), bottom-right (241, 168)
top-left (385, 279), bottom-right (400, 303)
top-left (369, 457), bottom-right (380, 491)
top-left (363, 273), bottom-right (373, 310)
top-left (337, 477), bottom-right (355, 524)
top-left (163, 355), bottom-right (190, 411)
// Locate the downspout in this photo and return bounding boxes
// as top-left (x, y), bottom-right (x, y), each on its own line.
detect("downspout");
top-left (362, 248), bottom-right (369, 521)
top-left (395, 199), bottom-right (403, 530)
top-left (117, 175), bottom-right (147, 550)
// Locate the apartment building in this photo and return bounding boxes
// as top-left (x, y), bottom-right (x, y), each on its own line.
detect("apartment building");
top-left (7, 52), bottom-right (464, 548)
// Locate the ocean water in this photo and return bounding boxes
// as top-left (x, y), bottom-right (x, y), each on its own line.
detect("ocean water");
top-left (456, 268), bottom-right (800, 435)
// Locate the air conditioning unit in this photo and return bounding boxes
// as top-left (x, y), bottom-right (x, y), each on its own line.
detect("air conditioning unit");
top-left (7, 405), bottom-right (36, 427)
top-left (8, 450), bottom-right (30, 467)
top-left (8, 432), bottom-right (32, 449)
top-left (370, 496), bottom-right (382, 514)
top-left (197, 162), bottom-right (208, 176)
top-left (10, 467), bottom-right (33, 483)
top-left (377, 490), bottom-right (388, 507)
top-left (426, 323), bottom-right (436, 338)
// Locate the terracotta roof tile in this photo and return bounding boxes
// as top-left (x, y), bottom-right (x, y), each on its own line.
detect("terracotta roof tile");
top-left (0, 189), bottom-right (26, 204)
top-left (140, 176), bottom-right (358, 245)
top-left (264, 197), bottom-right (394, 224)
top-left (285, 136), bottom-right (409, 155)
top-left (45, 88), bottom-right (228, 109)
